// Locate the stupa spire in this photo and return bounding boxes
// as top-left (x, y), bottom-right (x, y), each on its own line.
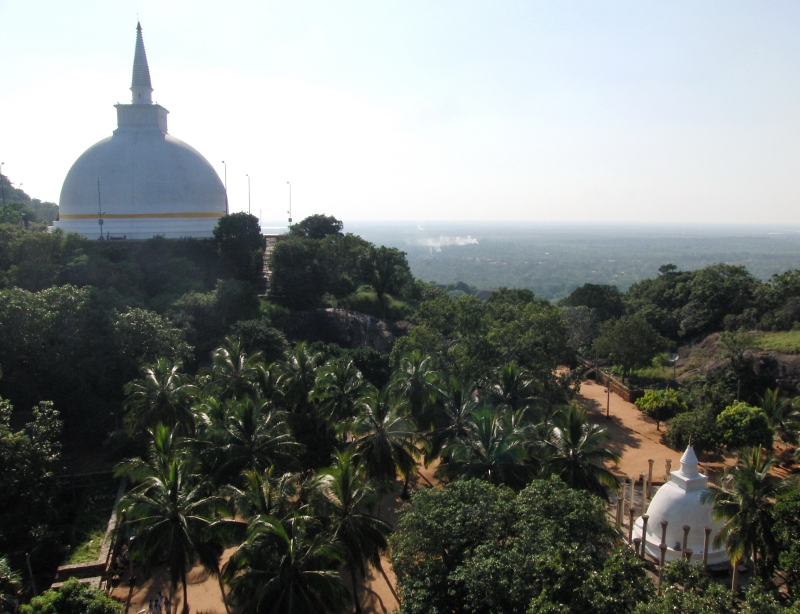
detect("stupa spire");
top-left (131, 22), bottom-right (153, 105)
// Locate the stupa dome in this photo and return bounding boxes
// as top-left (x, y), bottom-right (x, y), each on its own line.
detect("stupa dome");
top-left (53, 23), bottom-right (226, 239)
top-left (633, 446), bottom-right (728, 565)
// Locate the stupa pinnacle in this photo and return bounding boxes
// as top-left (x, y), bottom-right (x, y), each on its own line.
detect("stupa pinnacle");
top-left (131, 22), bottom-right (153, 104)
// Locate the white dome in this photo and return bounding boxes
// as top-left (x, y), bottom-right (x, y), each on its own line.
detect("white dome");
top-left (53, 23), bottom-right (226, 239)
top-left (633, 446), bottom-right (729, 565)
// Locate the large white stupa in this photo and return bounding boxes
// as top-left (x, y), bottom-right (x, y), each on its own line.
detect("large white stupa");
top-left (53, 24), bottom-right (226, 239)
top-left (633, 445), bottom-right (728, 565)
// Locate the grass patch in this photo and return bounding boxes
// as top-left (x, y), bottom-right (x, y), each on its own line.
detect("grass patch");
top-left (754, 331), bottom-right (800, 354)
top-left (64, 477), bottom-right (120, 565)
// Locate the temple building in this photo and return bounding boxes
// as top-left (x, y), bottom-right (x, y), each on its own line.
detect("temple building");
top-left (632, 445), bottom-right (728, 565)
top-left (53, 23), bottom-right (226, 239)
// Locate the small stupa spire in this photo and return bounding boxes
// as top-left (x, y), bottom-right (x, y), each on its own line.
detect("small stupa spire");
top-left (678, 445), bottom-right (701, 478)
top-left (131, 22), bottom-right (153, 105)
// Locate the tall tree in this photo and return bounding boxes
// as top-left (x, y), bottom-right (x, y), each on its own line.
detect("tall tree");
top-left (116, 425), bottom-right (226, 614)
top-left (313, 450), bottom-right (392, 613)
top-left (211, 338), bottom-right (264, 401)
top-left (487, 361), bottom-right (538, 411)
top-left (274, 343), bottom-right (323, 415)
top-left (359, 246), bottom-right (412, 319)
top-left (223, 515), bottom-right (349, 614)
top-left (213, 213), bottom-right (264, 281)
top-left (312, 358), bottom-right (368, 425)
top-left (593, 314), bottom-right (668, 381)
top-left (704, 446), bottom-right (784, 575)
top-left (123, 358), bottom-right (197, 433)
top-left (288, 214), bottom-right (343, 240)
top-left (759, 388), bottom-right (800, 445)
top-left (391, 351), bottom-right (440, 428)
top-left (437, 406), bottom-right (532, 490)
top-left (542, 403), bottom-right (620, 500)
top-left (208, 398), bottom-right (301, 483)
top-left (425, 376), bottom-right (479, 464)
top-left (559, 283), bottom-right (626, 323)
top-left (349, 388), bottom-right (417, 496)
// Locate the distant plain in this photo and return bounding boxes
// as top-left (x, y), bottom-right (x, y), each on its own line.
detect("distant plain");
top-left (340, 221), bottom-right (800, 300)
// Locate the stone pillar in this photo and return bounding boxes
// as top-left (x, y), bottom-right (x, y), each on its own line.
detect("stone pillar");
top-left (640, 472), bottom-right (647, 506)
top-left (628, 508), bottom-right (636, 544)
top-left (665, 459), bottom-right (672, 482)
top-left (682, 526), bottom-right (691, 553)
top-left (658, 543), bottom-right (667, 594)
top-left (616, 496), bottom-right (623, 527)
top-left (703, 527), bottom-right (712, 568)
top-left (640, 515), bottom-right (650, 560)
top-left (633, 537), bottom-right (642, 559)
top-left (660, 520), bottom-right (668, 548)
top-left (684, 549), bottom-right (693, 562)
top-left (647, 459), bottom-right (655, 499)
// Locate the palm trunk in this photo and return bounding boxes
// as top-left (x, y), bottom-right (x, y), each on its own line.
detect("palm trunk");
top-left (182, 571), bottom-right (189, 614)
top-left (217, 573), bottom-right (231, 614)
top-left (350, 565), bottom-right (362, 614)
top-left (401, 472), bottom-right (411, 499)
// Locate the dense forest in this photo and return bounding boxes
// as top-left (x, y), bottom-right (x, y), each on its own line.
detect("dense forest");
top-left (1, 184), bottom-right (800, 613)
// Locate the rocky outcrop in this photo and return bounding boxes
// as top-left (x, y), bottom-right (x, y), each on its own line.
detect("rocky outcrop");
top-left (287, 308), bottom-right (410, 352)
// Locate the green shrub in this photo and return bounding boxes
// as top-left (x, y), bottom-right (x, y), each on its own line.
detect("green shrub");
top-left (716, 402), bottom-right (773, 450)
top-left (665, 410), bottom-right (722, 456)
top-left (20, 578), bottom-right (121, 614)
top-left (635, 389), bottom-right (687, 430)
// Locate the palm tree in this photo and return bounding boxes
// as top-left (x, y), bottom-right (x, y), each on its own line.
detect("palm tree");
top-left (349, 388), bottom-right (417, 497)
top-left (541, 403), bottom-right (619, 500)
top-left (437, 406), bottom-right (533, 489)
top-left (759, 388), bottom-right (800, 445)
top-left (275, 343), bottom-right (324, 414)
top-left (211, 337), bottom-right (264, 401)
top-left (228, 467), bottom-right (300, 522)
top-left (0, 556), bottom-right (21, 614)
top-left (704, 446), bottom-right (785, 574)
top-left (210, 398), bottom-right (302, 483)
top-left (313, 450), bottom-right (393, 613)
top-left (313, 358), bottom-right (369, 424)
top-left (487, 361), bottom-right (539, 411)
top-left (391, 351), bottom-right (440, 429)
top-left (116, 425), bottom-right (227, 614)
top-left (123, 358), bottom-right (197, 433)
top-left (425, 376), bottom-right (480, 464)
top-left (223, 515), bottom-right (349, 614)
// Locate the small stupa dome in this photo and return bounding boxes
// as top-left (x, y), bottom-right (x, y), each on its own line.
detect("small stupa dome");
top-left (53, 23), bottom-right (226, 239)
top-left (633, 445), bottom-right (728, 565)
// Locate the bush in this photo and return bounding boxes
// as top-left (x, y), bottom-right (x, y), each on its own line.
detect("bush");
top-left (716, 402), bottom-right (774, 451)
top-left (665, 410), bottom-right (723, 456)
top-left (20, 578), bottom-right (122, 614)
top-left (635, 389), bottom-right (687, 430)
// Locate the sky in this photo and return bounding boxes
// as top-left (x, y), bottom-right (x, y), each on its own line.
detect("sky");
top-left (2, 1), bottom-right (800, 224)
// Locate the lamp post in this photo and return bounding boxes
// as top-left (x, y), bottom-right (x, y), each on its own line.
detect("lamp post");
top-left (606, 385), bottom-right (611, 419)
top-left (97, 178), bottom-right (105, 240)
top-left (287, 181), bottom-right (292, 224)
top-left (246, 173), bottom-right (251, 214)
top-left (222, 161), bottom-right (228, 214)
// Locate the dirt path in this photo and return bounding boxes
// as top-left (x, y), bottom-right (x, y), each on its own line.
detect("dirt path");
top-left (576, 380), bottom-right (735, 482)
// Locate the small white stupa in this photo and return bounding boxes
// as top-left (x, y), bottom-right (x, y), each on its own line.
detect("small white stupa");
top-left (632, 445), bottom-right (728, 565)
